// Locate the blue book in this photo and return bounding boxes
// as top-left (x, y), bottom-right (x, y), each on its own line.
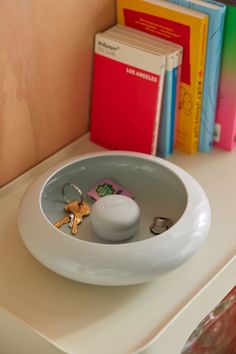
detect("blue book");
top-left (158, 49), bottom-right (182, 157)
top-left (169, 66), bottom-right (178, 154)
top-left (157, 64), bottom-right (174, 157)
top-left (168, 0), bottom-right (226, 152)
top-left (169, 48), bottom-right (183, 154)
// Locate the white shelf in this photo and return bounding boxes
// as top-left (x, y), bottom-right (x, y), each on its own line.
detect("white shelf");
top-left (0, 134), bottom-right (235, 354)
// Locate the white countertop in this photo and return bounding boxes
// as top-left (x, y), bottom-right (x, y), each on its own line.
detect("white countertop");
top-left (0, 134), bottom-right (235, 354)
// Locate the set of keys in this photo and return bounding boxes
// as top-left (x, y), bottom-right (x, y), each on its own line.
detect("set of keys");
top-left (53, 183), bottom-right (90, 236)
top-left (54, 200), bottom-right (90, 235)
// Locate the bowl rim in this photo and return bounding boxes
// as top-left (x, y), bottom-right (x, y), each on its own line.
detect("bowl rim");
top-left (37, 150), bottom-right (210, 249)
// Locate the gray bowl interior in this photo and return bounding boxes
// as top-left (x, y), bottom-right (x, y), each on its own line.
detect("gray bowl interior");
top-left (41, 155), bottom-right (188, 244)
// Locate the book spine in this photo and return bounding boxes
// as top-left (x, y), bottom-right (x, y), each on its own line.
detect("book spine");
top-left (177, 18), bottom-right (208, 153)
top-left (194, 19), bottom-right (209, 152)
top-left (173, 61), bottom-right (182, 149)
top-left (157, 69), bottom-right (173, 157)
top-left (197, 8), bottom-right (226, 152)
top-left (169, 67), bottom-right (178, 155)
top-left (214, 4), bottom-right (236, 151)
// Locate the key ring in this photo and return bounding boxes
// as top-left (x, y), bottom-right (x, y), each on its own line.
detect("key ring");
top-left (62, 183), bottom-right (84, 205)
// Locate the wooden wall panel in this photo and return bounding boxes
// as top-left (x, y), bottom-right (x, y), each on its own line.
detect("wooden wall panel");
top-left (0, 0), bottom-right (115, 187)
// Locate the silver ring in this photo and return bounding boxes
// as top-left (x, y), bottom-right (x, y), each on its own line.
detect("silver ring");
top-left (62, 183), bottom-right (83, 204)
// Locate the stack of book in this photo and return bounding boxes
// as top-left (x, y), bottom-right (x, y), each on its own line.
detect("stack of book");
top-left (90, 25), bottom-right (171, 155)
top-left (90, 0), bottom-right (236, 155)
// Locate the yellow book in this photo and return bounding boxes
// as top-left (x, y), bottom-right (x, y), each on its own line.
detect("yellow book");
top-left (117, 0), bottom-right (208, 154)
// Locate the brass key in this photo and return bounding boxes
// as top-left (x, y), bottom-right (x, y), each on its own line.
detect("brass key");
top-left (53, 200), bottom-right (79, 230)
top-left (54, 213), bottom-right (73, 229)
top-left (65, 201), bottom-right (90, 235)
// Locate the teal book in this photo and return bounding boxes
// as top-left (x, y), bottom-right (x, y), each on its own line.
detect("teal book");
top-left (169, 66), bottom-right (178, 154)
top-left (157, 60), bottom-right (174, 157)
top-left (159, 50), bottom-right (182, 157)
top-left (168, 0), bottom-right (226, 152)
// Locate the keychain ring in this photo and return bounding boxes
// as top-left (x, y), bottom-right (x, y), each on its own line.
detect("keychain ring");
top-left (62, 183), bottom-right (83, 204)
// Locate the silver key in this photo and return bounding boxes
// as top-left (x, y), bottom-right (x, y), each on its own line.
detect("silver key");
top-left (69, 213), bottom-right (74, 228)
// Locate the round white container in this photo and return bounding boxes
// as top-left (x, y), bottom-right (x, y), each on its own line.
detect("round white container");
top-left (90, 195), bottom-right (141, 242)
top-left (17, 151), bottom-right (211, 286)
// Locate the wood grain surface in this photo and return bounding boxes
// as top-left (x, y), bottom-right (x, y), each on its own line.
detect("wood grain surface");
top-left (0, 0), bottom-right (115, 187)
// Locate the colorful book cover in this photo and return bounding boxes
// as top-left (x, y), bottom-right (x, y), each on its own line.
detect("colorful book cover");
top-left (214, 0), bottom-right (236, 151)
top-left (169, 0), bottom-right (226, 153)
top-left (117, 0), bottom-right (209, 154)
top-left (90, 33), bottom-right (166, 154)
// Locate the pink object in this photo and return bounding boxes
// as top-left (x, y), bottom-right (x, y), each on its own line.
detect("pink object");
top-left (182, 286), bottom-right (236, 354)
top-left (87, 178), bottom-right (134, 201)
top-left (214, 74), bottom-right (236, 151)
top-left (214, 3), bottom-right (236, 152)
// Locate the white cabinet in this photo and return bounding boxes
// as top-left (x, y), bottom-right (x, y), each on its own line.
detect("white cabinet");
top-left (0, 134), bottom-right (235, 354)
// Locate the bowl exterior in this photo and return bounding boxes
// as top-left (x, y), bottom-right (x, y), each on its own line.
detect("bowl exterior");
top-left (17, 151), bottom-right (211, 286)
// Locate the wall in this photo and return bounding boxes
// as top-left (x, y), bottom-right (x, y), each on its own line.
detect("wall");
top-left (0, 0), bottom-right (115, 187)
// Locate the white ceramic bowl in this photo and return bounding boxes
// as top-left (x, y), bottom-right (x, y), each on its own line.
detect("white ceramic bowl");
top-left (17, 151), bottom-right (211, 286)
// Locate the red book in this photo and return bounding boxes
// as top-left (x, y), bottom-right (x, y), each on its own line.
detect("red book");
top-left (90, 33), bottom-right (166, 154)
